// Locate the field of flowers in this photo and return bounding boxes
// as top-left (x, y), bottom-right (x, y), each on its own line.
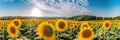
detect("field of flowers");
top-left (0, 18), bottom-right (120, 40)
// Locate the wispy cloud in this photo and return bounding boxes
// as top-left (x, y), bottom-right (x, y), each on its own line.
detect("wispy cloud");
top-left (29, 0), bottom-right (91, 17)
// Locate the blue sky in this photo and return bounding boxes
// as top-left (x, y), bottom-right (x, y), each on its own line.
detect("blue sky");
top-left (0, 0), bottom-right (33, 16)
top-left (88, 0), bottom-right (120, 17)
top-left (0, 0), bottom-right (120, 17)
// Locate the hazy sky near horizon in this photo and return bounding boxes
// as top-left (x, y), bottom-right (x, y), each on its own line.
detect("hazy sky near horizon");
top-left (0, 0), bottom-right (120, 17)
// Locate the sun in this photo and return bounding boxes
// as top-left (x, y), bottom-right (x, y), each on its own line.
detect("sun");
top-left (31, 7), bottom-right (43, 17)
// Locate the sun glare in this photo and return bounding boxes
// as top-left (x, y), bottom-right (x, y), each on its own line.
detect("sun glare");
top-left (31, 7), bottom-right (42, 17)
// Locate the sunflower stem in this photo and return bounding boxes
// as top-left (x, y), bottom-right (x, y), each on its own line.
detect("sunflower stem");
top-left (104, 30), bottom-right (106, 40)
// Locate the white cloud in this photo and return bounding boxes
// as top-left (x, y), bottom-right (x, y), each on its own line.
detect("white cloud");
top-left (29, 0), bottom-right (91, 17)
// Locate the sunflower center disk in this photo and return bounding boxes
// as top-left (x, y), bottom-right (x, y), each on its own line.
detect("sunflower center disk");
top-left (105, 23), bottom-right (109, 28)
top-left (74, 25), bottom-right (77, 28)
top-left (43, 25), bottom-right (53, 37)
top-left (14, 21), bottom-right (19, 26)
top-left (58, 22), bottom-right (65, 29)
top-left (1, 27), bottom-right (3, 29)
top-left (10, 26), bottom-right (16, 34)
top-left (82, 29), bottom-right (92, 38)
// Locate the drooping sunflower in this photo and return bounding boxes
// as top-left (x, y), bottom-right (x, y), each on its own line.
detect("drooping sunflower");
top-left (37, 22), bottom-right (56, 40)
top-left (78, 28), bottom-right (94, 40)
top-left (103, 20), bottom-right (111, 30)
top-left (56, 19), bottom-right (68, 32)
top-left (80, 22), bottom-right (89, 30)
top-left (7, 24), bottom-right (18, 38)
top-left (11, 19), bottom-right (21, 28)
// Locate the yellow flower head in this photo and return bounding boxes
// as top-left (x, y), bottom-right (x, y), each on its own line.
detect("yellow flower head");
top-left (118, 23), bottom-right (120, 29)
top-left (56, 19), bottom-right (68, 32)
top-left (88, 22), bottom-right (94, 25)
top-left (98, 22), bottom-right (103, 26)
top-left (0, 26), bottom-right (3, 30)
top-left (22, 20), bottom-right (28, 24)
top-left (73, 22), bottom-right (80, 29)
top-left (78, 28), bottom-right (94, 40)
top-left (7, 24), bottom-right (18, 38)
top-left (69, 24), bottom-right (75, 29)
top-left (0, 20), bottom-right (3, 25)
top-left (88, 25), bottom-right (94, 30)
top-left (31, 20), bottom-right (37, 25)
top-left (37, 22), bottom-right (55, 40)
top-left (103, 20), bottom-right (111, 30)
top-left (11, 19), bottom-right (21, 28)
top-left (80, 22), bottom-right (89, 30)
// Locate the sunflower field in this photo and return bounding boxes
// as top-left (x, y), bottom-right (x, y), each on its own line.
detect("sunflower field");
top-left (1, 18), bottom-right (120, 40)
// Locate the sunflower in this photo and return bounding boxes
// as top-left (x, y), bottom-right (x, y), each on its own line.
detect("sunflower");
top-left (96, 22), bottom-right (100, 26)
top-left (56, 19), bottom-right (68, 32)
top-left (37, 22), bottom-right (56, 40)
top-left (103, 20), bottom-right (111, 30)
top-left (11, 19), bottom-right (21, 28)
top-left (88, 25), bottom-right (94, 30)
top-left (118, 23), bottom-right (120, 29)
top-left (7, 24), bottom-right (18, 38)
top-left (2, 20), bottom-right (7, 25)
top-left (74, 25), bottom-right (79, 29)
top-left (22, 20), bottom-right (28, 24)
top-left (78, 28), bottom-right (94, 40)
top-left (88, 21), bottom-right (94, 25)
top-left (6, 20), bottom-right (11, 25)
top-left (80, 22), bottom-right (89, 30)
top-left (98, 22), bottom-right (103, 26)
top-left (0, 26), bottom-right (3, 30)
top-left (0, 20), bottom-right (3, 25)
top-left (69, 21), bottom-right (74, 24)
top-left (76, 22), bottom-right (80, 25)
top-left (30, 20), bottom-right (36, 25)
top-left (53, 19), bottom-right (58, 23)
top-left (38, 21), bottom-right (42, 24)
top-left (73, 22), bottom-right (80, 29)
top-left (69, 24), bottom-right (75, 29)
